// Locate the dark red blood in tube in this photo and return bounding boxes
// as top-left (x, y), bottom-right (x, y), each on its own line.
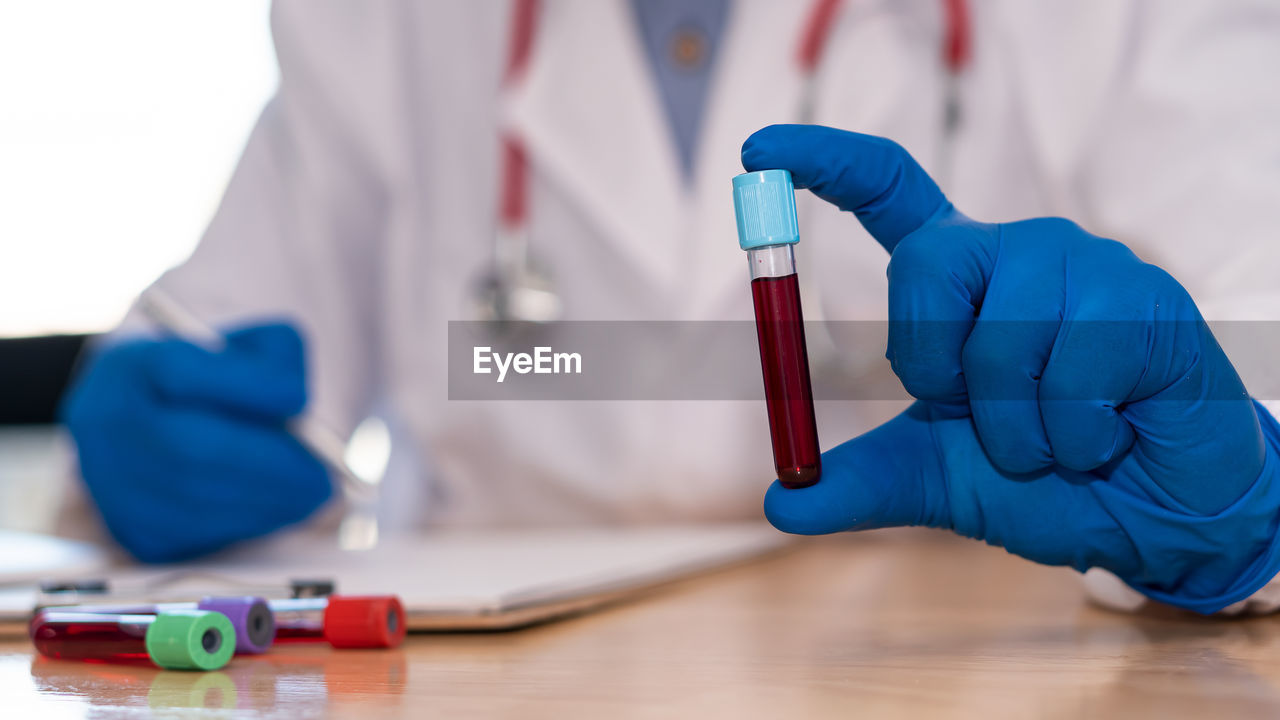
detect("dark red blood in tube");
top-left (29, 615), bottom-right (150, 662)
top-left (751, 273), bottom-right (821, 488)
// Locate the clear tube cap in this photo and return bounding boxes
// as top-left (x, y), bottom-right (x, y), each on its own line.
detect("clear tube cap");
top-left (732, 169), bottom-right (800, 250)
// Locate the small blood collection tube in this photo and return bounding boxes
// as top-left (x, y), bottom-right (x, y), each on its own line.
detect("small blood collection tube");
top-left (269, 595), bottom-right (406, 649)
top-left (29, 609), bottom-right (236, 671)
top-left (732, 169), bottom-right (822, 488)
top-left (37, 596), bottom-right (275, 655)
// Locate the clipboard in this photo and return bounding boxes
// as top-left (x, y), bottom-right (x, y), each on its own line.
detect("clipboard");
top-left (1, 523), bottom-right (789, 634)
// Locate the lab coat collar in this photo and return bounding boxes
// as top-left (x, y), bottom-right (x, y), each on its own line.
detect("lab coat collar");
top-left (505, 0), bottom-right (812, 317)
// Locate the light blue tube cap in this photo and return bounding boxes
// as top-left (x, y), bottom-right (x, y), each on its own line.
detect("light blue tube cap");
top-left (732, 169), bottom-right (800, 250)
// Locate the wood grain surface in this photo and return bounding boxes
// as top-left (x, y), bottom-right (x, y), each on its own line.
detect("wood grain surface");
top-left (3, 529), bottom-right (1277, 719)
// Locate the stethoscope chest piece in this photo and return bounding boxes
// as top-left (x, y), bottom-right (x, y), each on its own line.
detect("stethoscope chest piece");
top-left (471, 227), bottom-right (563, 327)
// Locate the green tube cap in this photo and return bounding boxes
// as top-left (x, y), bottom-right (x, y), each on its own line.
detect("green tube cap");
top-left (145, 610), bottom-right (236, 671)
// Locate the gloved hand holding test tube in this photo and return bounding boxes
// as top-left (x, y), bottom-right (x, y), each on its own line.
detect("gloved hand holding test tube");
top-left (743, 124), bottom-right (1280, 615)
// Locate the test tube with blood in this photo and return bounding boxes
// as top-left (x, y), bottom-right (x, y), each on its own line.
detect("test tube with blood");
top-left (29, 609), bottom-right (236, 671)
top-left (35, 596), bottom-right (275, 655)
top-left (732, 169), bottom-right (822, 488)
top-left (269, 595), bottom-right (406, 649)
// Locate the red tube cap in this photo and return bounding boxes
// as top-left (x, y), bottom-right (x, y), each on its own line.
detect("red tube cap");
top-left (322, 595), bottom-right (407, 649)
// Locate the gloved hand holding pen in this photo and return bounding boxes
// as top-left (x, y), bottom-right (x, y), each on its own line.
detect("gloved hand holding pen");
top-left (61, 323), bottom-right (332, 562)
top-left (744, 124), bottom-right (1280, 614)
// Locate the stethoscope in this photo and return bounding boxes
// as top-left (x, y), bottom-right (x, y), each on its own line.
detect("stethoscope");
top-left (473, 0), bottom-right (971, 326)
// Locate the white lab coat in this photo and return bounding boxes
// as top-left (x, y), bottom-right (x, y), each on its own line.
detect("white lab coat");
top-left (126, 0), bottom-right (1280, 532)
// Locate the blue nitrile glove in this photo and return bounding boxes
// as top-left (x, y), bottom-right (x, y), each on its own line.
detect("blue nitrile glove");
top-left (61, 323), bottom-right (332, 563)
top-left (743, 124), bottom-right (1280, 614)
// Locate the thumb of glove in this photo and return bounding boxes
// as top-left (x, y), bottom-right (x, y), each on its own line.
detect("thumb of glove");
top-left (765, 403), bottom-right (952, 534)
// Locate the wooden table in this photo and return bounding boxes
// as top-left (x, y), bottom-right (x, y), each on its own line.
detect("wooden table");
top-left (3, 529), bottom-right (1279, 718)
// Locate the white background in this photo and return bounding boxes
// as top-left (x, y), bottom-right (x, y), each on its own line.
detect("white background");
top-left (0, 0), bottom-right (278, 337)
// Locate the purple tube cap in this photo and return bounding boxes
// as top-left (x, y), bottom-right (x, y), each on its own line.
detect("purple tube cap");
top-left (197, 596), bottom-right (276, 654)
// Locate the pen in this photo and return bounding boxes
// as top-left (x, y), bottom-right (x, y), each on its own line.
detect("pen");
top-left (136, 288), bottom-right (381, 530)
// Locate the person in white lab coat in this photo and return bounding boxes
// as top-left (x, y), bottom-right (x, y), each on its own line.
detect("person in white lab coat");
top-left (61, 1), bottom-right (1280, 614)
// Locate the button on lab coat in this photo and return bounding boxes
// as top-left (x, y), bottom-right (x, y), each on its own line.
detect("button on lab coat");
top-left (125, 0), bottom-right (1280, 530)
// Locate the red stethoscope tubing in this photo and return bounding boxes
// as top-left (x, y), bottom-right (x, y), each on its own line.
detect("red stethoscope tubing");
top-left (499, 0), bottom-right (539, 233)
top-left (498, 0), bottom-right (970, 232)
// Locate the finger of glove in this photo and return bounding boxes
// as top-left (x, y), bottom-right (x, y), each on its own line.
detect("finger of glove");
top-left (84, 406), bottom-right (332, 562)
top-left (146, 323), bottom-right (309, 420)
top-left (765, 402), bottom-right (951, 535)
top-left (885, 220), bottom-right (996, 409)
top-left (963, 320), bottom-right (1057, 473)
top-left (961, 224), bottom-right (1065, 473)
top-left (740, 124), bottom-right (950, 252)
top-left (1032, 232), bottom-right (1150, 473)
top-left (1039, 293), bottom-right (1143, 473)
